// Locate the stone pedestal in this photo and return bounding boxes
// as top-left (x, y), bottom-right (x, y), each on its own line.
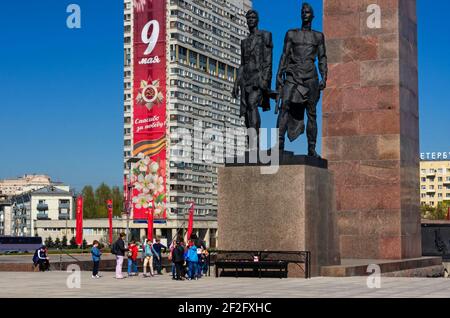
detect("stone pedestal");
top-left (323, 0), bottom-right (421, 259)
top-left (218, 160), bottom-right (340, 277)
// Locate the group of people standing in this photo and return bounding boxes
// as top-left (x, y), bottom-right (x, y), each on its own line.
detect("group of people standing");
top-left (108, 232), bottom-right (169, 280)
top-left (31, 232), bottom-right (210, 280)
top-left (92, 232), bottom-right (209, 280)
top-left (170, 234), bottom-right (209, 281)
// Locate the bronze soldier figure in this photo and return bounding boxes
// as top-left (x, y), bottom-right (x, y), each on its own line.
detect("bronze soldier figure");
top-left (276, 3), bottom-right (327, 158)
top-left (232, 10), bottom-right (273, 149)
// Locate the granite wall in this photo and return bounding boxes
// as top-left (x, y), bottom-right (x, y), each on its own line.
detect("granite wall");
top-left (322, 0), bottom-right (421, 259)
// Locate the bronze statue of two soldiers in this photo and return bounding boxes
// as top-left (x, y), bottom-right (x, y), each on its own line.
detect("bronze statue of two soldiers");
top-left (233, 3), bottom-right (327, 158)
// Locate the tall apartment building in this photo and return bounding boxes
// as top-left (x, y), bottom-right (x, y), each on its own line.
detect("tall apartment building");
top-left (123, 0), bottom-right (251, 222)
top-left (420, 160), bottom-right (450, 207)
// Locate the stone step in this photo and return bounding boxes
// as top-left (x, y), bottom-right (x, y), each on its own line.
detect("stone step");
top-left (321, 257), bottom-right (443, 277)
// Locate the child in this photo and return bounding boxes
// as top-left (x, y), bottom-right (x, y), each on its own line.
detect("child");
top-left (142, 239), bottom-right (154, 277)
top-left (91, 240), bottom-right (102, 279)
top-left (169, 240), bottom-right (176, 279)
top-left (127, 240), bottom-right (139, 277)
top-left (201, 249), bottom-right (209, 276)
top-left (186, 244), bottom-right (199, 280)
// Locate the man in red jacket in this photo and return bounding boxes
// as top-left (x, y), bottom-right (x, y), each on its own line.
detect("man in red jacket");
top-left (127, 240), bottom-right (139, 277)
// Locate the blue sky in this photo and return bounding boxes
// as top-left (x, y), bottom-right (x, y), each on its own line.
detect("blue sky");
top-left (0, 0), bottom-right (449, 191)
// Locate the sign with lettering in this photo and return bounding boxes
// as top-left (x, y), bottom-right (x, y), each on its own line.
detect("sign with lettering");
top-left (132, 0), bottom-right (167, 221)
top-left (421, 152), bottom-right (450, 161)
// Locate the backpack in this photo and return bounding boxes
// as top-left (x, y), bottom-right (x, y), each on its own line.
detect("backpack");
top-left (111, 242), bottom-right (117, 255)
top-left (32, 249), bottom-right (39, 264)
top-left (187, 246), bottom-right (198, 262)
top-left (174, 246), bottom-right (184, 262)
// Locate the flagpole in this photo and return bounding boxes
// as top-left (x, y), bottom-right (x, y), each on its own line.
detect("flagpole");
top-left (186, 202), bottom-right (195, 242)
top-left (107, 200), bottom-right (113, 246)
top-left (126, 202), bottom-right (130, 244)
top-left (147, 204), bottom-right (154, 242)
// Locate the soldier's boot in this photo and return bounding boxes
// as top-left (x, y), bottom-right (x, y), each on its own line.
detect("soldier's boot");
top-left (308, 143), bottom-right (321, 158)
top-left (278, 134), bottom-right (286, 153)
top-left (277, 116), bottom-right (288, 153)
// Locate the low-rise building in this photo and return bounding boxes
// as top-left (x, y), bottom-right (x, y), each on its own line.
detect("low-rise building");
top-left (12, 185), bottom-right (74, 237)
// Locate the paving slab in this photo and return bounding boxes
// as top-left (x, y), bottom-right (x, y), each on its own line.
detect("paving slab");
top-left (0, 272), bottom-right (449, 298)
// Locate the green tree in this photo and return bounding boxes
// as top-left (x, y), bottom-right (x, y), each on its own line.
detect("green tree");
top-left (112, 186), bottom-right (124, 217)
top-left (54, 237), bottom-right (61, 248)
top-left (436, 201), bottom-right (450, 220)
top-left (82, 186), bottom-right (96, 219)
top-left (95, 183), bottom-right (112, 218)
top-left (422, 202), bottom-right (450, 220)
top-left (45, 237), bottom-right (54, 248)
top-left (61, 236), bottom-right (68, 248)
top-left (82, 239), bottom-right (88, 249)
top-left (421, 205), bottom-right (434, 219)
top-left (69, 236), bottom-right (77, 249)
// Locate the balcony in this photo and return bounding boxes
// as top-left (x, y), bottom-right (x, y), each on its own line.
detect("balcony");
top-left (36, 203), bottom-right (48, 212)
top-left (58, 213), bottom-right (70, 220)
top-left (426, 171), bottom-right (436, 177)
top-left (37, 212), bottom-right (49, 220)
top-left (444, 179), bottom-right (450, 185)
top-left (59, 203), bottom-right (71, 209)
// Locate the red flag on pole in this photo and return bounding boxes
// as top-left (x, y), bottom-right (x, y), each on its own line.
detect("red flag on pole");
top-left (123, 175), bottom-right (127, 197)
top-left (147, 205), bottom-right (154, 242)
top-left (187, 202), bottom-right (195, 241)
top-left (123, 175), bottom-right (129, 214)
top-left (75, 196), bottom-right (83, 246)
top-left (107, 200), bottom-right (113, 245)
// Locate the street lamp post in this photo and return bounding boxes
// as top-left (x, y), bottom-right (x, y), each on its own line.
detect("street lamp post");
top-left (126, 157), bottom-right (141, 244)
top-left (126, 185), bottom-right (131, 244)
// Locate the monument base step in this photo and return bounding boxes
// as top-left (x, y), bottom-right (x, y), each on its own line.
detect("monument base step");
top-left (320, 257), bottom-right (443, 277)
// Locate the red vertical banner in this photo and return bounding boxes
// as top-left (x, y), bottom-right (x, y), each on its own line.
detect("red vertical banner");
top-left (187, 202), bottom-right (195, 240)
top-left (132, 0), bottom-right (167, 221)
top-left (106, 200), bottom-right (113, 245)
top-left (147, 206), bottom-right (154, 242)
top-left (75, 196), bottom-right (83, 246)
top-left (123, 175), bottom-right (128, 213)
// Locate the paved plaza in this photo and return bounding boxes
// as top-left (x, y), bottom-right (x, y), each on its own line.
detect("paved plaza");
top-left (0, 272), bottom-right (450, 298)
